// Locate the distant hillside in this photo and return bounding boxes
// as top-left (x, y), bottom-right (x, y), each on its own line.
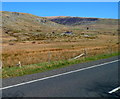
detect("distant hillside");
top-left (1, 11), bottom-right (69, 42)
top-left (47, 16), bottom-right (118, 26)
top-left (1, 11), bottom-right (118, 42)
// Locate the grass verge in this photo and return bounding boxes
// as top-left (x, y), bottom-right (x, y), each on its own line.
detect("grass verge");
top-left (2, 52), bottom-right (120, 78)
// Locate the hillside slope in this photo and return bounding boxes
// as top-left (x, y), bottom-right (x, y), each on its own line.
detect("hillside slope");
top-left (47, 16), bottom-right (118, 26)
top-left (1, 11), bottom-right (69, 42)
top-left (1, 11), bottom-right (118, 43)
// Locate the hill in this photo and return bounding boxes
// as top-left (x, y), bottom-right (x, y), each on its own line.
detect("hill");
top-left (1, 11), bottom-right (118, 43)
top-left (1, 11), bottom-right (119, 69)
top-left (1, 11), bottom-right (69, 42)
top-left (47, 16), bottom-right (118, 26)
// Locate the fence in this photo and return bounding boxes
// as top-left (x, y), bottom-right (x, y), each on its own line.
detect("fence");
top-left (2, 45), bottom-right (119, 68)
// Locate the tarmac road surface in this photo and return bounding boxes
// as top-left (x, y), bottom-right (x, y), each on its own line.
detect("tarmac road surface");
top-left (2, 56), bottom-right (120, 97)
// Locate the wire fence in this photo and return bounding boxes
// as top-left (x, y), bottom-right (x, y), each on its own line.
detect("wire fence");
top-left (2, 45), bottom-right (119, 68)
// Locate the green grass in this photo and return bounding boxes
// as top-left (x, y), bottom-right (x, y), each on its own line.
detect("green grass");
top-left (2, 52), bottom-right (120, 78)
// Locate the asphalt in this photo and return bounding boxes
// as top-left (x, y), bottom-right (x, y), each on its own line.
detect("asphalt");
top-left (2, 56), bottom-right (119, 87)
top-left (2, 56), bottom-right (120, 97)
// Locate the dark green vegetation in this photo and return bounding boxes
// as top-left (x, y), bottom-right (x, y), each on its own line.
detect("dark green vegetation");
top-left (2, 52), bottom-right (120, 78)
top-left (48, 16), bottom-right (118, 26)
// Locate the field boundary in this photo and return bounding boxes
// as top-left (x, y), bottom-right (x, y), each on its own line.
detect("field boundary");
top-left (2, 52), bottom-right (120, 78)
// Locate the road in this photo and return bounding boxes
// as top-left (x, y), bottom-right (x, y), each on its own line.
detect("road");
top-left (2, 57), bottom-right (120, 97)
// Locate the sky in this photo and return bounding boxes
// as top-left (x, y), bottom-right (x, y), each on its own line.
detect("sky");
top-left (2, 2), bottom-right (118, 19)
top-left (1, 0), bottom-right (120, 2)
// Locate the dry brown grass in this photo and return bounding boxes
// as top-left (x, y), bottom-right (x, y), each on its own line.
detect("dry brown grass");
top-left (2, 34), bottom-right (119, 68)
top-left (1, 11), bottom-right (119, 69)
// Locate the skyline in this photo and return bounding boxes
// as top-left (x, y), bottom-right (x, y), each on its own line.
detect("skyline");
top-left (1, 0), bottom-right (120, 2)
top-left (2, 2), bottom-right (118, 19)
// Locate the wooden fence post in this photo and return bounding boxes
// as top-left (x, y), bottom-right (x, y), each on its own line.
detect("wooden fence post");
top-left (17, 61), bottom-right (21, 68)
top-left (19, 61), bottom-right (22, 67)
top-left (48, 52), bottom-right (51, 63)
top-left (84, 48), bottom-right (87, 58)
top-left (108, 46), bottom-right (112, 54)
top-left (110, 46), bottom-right (112, 54)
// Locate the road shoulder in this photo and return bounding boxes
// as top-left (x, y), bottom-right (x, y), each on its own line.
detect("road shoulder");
top-left (2, 55), bottom-right (119, 87)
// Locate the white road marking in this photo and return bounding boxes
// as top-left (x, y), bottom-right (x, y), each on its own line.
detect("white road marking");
top-left (1, 59), bottom-right (119, 90)
top-left (108, 86), bottom-right (120, 94)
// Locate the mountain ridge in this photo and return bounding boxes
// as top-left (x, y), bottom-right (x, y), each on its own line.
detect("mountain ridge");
top-left (46, 16), bottom-right (117, 26)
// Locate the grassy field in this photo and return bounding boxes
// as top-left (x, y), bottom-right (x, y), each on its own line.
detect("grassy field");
top-left (2, 52), bottom-right (120, 78)
top-left (1, 11), bottom-right (119, 78)
top-left (2, 31), bottom-right (119, 78)
top-left (2, 34), bottom-right (119, 67)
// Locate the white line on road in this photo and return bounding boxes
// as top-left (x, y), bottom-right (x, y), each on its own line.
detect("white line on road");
top-left (1, 59), bottom-right (119, 90)
top-left (108, 86), bottom-right (120, 94)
